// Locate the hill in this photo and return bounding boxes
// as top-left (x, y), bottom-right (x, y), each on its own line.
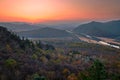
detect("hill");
top-left (0, 22), bottom-right (78, 32)
top-left (17, 27), bottom-right (72, 38)
top-left (73, 20), bottom-right (120, 38)
top-left (0, 26), bottom-right (56, 80)
top-left (0, 22), bottom-right (44, 32)
top-left (0, 26), bottom-right (120, 80)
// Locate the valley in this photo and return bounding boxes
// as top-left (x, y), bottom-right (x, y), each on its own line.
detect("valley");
top-left (0, 0), bottom-right (120, 80)
top-left (0, 20), bottom-right (120, 80)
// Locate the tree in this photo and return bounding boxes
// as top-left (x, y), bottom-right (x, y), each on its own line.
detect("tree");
top-left (4, 58), bottom-right (18, 80)
top-left (32, 54), bottom-right (38, 60)
top-left (32, 73), bottom-right (41, 80)
top-left (5, 58), bottom-right (17, 68)
top-left (78, 60), bottom-right (107, 80)
top-left (67, 73), bottom-right (78, 80)
top-left (88, 60), bottom-right (107, 80)
top-left (6, 44), bottom-right (12, 52)
top-left (36, 41), bottom-right (43, 49)
top-left (32, 73), bottom-right (47, 80)
top-left (62, 68), bottom-right (70, 79)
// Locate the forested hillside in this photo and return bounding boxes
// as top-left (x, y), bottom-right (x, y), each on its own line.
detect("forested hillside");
top-left (0, 26), bottom-right (120, 80)
top-left (73, 20), bottom-right (120, 38)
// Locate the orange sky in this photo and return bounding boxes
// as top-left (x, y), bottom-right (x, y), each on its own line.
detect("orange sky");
top-left (0, 0), bottom-right (120, 23)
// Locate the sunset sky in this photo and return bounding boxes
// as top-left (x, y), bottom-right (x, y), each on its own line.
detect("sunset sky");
top-left (0, 0), bottom-right (120, 23)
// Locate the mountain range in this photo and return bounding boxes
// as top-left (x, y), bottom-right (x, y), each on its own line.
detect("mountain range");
top-left (0, 24), bottom-right (120, 80)
top-left (73, 20), bottom-right (120, 38)
top-left (0, 22), bottom-right (77, 32)
top-left (17, 27), bottom-right (72, 38)
top-left (0, 22), bottom-right (45, 32)
top-left (1, 20), bottom-right (120, 39)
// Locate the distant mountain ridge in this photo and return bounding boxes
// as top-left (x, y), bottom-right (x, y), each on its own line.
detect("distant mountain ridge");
top-left (73, 20), bottom-right (120, 38)
top-left (0, 22), bottom-right (45, 32)
top-left (17, 27), bottom-right (72, 38)
top-left (1, 20), bottom-right (120, 39)
top-left (0, 22), bottom-right (77, 31)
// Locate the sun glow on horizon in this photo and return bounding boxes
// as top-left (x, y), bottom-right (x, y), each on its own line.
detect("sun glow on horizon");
top-left (0, 0), bottom-right (120, 23)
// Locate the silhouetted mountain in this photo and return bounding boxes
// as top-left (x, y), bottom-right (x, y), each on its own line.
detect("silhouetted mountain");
top-left (73, 20), bottom-right (120, 38)
top-left (36, 23), bottom-right (78, 30)
top-left (17, 27), bottom-right (72, 38)
top-left (0, 22), bottom-right (44, 32)
top-left (0, 22), bottom-right (78, 32)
